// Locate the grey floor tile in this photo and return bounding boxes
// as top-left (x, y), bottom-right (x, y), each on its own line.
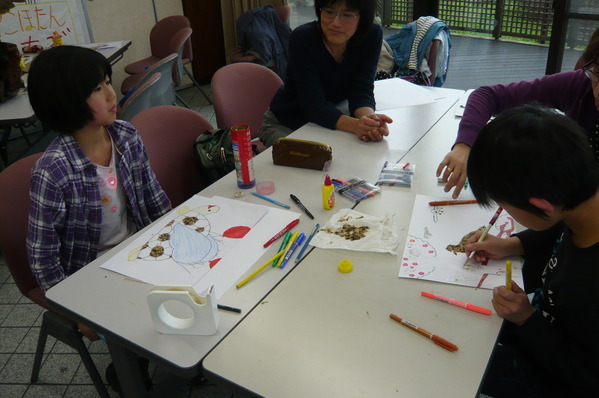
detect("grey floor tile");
top-left (0, 354), bottom-right (35, 383)
top-left (16, 327), bottom-right (57, 354)
top-left (0, 283), bottom-right (22, 304)
top-left (0, 264), bottom-right (10, 284)
top-left (0, 304), bottom-right (12, 324)
top-left (198, 107), bottom-right (217, 126)
top-left (70, 353), bottom-right (111, 384)
top-left (23, 384), bottom-right (67, 398)
top-left (50, 341), bottom-right (79, 354)
top-left (30, 311), bottom-right (44, 327)
top-left (37, 353), bottom-right (81, 384)
top-left (2, 304), bottom-right (44, 327)
top-left (0, 383), bottom-right (28, 398)
top-left (0, 327), bottom-right (28, 353)
top-left (64, 384), bottom-right (121, 398)
top-left (0, 352), bottom-right (11, 373)
top-left (87, 339), bottom-right (110, 354)
top-left (18, 295), bottom-right (36, 304)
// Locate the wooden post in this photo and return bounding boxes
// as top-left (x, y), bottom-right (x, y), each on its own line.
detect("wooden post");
top-left (546, 0), bottom-right (570, 75)
top-left (493, 0), bottom-right (505, 40)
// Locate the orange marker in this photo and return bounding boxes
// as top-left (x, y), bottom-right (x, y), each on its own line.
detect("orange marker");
top-left (390, 313), bottom-right (458, 352)
top-left (428, 200), bottom-right (478, 206)
top-left (421, 291), bottom-right (492, 315)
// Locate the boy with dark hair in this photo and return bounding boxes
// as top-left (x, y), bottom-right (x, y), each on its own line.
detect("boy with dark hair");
top-left (465, 105), bottom-right (599, 397)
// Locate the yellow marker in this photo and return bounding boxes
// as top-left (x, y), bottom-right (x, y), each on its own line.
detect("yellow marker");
top-left (236, 251), bottom-right (285, 288)
top-left (505, 260), bottom-right (512, 290)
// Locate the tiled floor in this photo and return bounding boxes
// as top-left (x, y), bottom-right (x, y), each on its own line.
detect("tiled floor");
top-left (0, 86), bottom-right (233, 397)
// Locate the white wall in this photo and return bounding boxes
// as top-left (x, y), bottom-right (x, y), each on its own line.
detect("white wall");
top-left (86, 0), bottom-right (183, 99)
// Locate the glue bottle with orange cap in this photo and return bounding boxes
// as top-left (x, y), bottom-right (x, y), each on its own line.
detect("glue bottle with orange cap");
top-left (322, 174), bottom-right (335, 210)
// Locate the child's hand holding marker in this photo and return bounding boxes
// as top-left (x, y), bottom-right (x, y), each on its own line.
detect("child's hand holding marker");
top-left (464, 234), bottom-right (524, 263)
top-left (492, 281), bottom-right (535, 326)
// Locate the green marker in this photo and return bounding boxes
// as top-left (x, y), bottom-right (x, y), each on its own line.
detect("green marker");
top-left (273, 231), bottom-right (292, 267)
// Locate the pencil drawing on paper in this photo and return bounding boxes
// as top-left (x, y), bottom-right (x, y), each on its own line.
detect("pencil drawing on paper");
top-left (430, 206), bottom-right (444, 223)
top-left (128, 204), bottom-right (255, 274)
top-left (101, 195), bottom-right (270, 287)
top-left (399, 195), bottom-right (523, 289)
top-left (423, 226), bottom-right (432, 239)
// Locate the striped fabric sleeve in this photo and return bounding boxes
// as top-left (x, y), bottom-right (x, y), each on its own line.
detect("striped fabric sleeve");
top-left (26, 167), bottom-right (67, 292)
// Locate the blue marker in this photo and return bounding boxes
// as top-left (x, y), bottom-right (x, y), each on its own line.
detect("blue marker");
top-left (251, 192), bottom-right (290, 209)
top-left (296, 224), bottom-right (319, 264)
top-left (280, 233), bottom-right (305, 269)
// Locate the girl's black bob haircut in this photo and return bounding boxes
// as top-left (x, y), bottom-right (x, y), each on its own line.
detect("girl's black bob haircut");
top-left (314, 0), bottom-right (376, 43)
top-left (28, 45), bottom-right (112, 134)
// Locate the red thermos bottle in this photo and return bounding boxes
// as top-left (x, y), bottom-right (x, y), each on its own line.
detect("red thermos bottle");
top-left (231, 124), bottom-right (256, 189)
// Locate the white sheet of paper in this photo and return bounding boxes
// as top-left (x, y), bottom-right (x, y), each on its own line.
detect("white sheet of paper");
top-left (399, 194), bottom-right (523, 290)
top-left (80, 41), bottom-right (125, 51)
top-left (101, 195), bottom-right (299, 296)
top-left (374, 78), bottom-right (444, 111)
top-left (454, 89), bottom-right (475, 117)
top-left (193, 199), bottom-right (300, 299)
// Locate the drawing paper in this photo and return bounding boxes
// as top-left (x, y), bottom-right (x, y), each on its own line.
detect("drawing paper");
top-left (399, 195), bottom-right (523, 289)
top-left (101, 195), bottom-right (299, 297)
top-left (374, 78), bottom-right (442, 110)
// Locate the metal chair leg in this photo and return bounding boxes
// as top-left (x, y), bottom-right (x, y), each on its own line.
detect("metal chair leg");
top-left (73, 336), bottom-right (111, 398)
top-left (31, 314), bottom-right (49, 382)
top-left (183, 65), bottom-right (213, 105)
top-left (40, 311), bottom-right (110, 398)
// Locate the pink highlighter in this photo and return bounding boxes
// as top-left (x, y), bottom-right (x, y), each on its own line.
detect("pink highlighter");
top-left (421, 291), bottom-right (492, 315)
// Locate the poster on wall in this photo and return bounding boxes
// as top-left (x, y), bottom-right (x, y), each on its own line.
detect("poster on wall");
top-left (0, 0), bottom-right (92, 49)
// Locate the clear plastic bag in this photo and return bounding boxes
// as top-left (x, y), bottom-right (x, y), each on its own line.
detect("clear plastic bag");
top-left (331, 177), bottom-right (381, 202)
top-left (376, 162), bottom-right (415, 187)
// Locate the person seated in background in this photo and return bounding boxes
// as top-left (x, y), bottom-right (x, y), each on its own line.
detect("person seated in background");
top-left (465, 105), bottom-right (599, 397)
top-left (437, 25), bottom-right (599, 199)
top-left (259, 0), bottom-right (392, 147)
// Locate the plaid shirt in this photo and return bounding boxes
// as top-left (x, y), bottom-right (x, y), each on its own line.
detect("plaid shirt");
top-left (26, 120), bottom-right (171, 292)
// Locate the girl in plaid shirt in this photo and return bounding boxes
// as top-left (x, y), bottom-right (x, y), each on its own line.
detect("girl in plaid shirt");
top-left (25, 46), bottom-right (171, 341)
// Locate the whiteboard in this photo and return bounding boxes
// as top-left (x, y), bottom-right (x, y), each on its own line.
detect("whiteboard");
top-left (0, 0), bottom-right (93, 49)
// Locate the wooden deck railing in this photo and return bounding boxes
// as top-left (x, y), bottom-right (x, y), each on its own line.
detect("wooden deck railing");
top-left (380, 0), bottom-right (598, 48)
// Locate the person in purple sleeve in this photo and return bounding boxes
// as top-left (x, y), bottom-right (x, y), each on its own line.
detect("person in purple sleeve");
top-left (258, 0), bottom-right (393, 147)
top-left (437, 25), bottom-right (599, 199)
top-left (25, 46), bottom-right (172, 343)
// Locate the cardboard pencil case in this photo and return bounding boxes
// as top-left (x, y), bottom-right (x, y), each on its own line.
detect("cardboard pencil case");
top-left (272, 138), bottom-right (332, 171)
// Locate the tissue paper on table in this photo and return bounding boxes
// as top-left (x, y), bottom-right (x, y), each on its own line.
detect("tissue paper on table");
top-left (310, 208), bottom-right (399, 254)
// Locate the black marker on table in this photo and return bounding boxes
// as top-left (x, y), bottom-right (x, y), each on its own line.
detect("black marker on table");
top-left (217, 304), bottom-right (241, 313)
top-left (289, 194), bottom-right (314, 219)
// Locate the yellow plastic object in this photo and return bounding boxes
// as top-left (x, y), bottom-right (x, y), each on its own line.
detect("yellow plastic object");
top-left (338, 259), bottom-right (353, 273)
top-left (322, 174), bottom-right (335, 210)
